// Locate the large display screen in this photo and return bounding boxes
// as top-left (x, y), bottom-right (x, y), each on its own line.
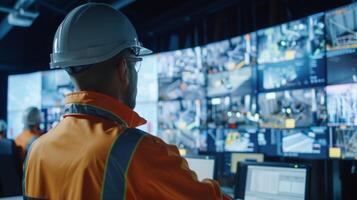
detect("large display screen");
top-left (202, 33), bottom-right (257, 97)
top-left (207, 95), bottom-right (258, 128)
top-left (326, 84), bottom-right (357, 126)
top-left (258, 127), bottom-right (328, 159)
top-left (224, 128), bottom-right (258, 152)
top-left (158, 99), bottom-right (206, 153)
top-left (279, 127), bottom-right (329, 159)
top-left (158, 47), bottom-right (205, 100)
top-left (332, 127), bottom-right (357, 159)
top-left (326, 3), bottom-right (357, 85)
top-left (257, 13), bottom-right (326, 92)
top-left (258, 88), bottom-right (327, 128)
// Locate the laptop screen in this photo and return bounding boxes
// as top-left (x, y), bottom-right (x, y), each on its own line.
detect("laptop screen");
top-left (244, 165), bottom-right (307, 200)
top-left (186, 157), bottom-right (215, 181)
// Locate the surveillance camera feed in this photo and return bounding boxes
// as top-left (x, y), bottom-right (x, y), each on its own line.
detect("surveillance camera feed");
top-left (258, 88), bottom-right (327, 128)
top-left (326, 84), bottom-right (357, 126)
top-left (158, 99), bottom-right (206, 154)
top-left (224, 128), bottom-right (258, 152)
top-left (207, 95), bottom-right (258, 128)
top-left (157, 47), bottom-right (205, 100)
top-left (257, 13), bottom-right (326, 92)
top-left (199, 128), bottom-right (258, 153)
top-left (202, 33), bottom-right (257, 97)
top-left (280, 127), bottom-right (328, 159)
top-left (326, 3), bottom-right (357, 85)
top-left (257, 127), bottom-right (328, 159)
top-left (332, 127), bottom-right (357, 159)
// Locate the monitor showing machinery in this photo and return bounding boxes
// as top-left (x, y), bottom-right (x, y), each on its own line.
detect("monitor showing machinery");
top-left (202, 33), bottom-right (257, 97)
top-left (199, 128), bottom-right (258, 153)
top-left (332, 127), bottom-right (357, 159)
top-left (280, 127), bottom-right (328, 159)
top-left (326, 3), bottom-right (357, 84)
top-left (257, 13), bottom-right (325, 92)
top-left (257, 57), bottom-right (325, 92)
top-left (257, 13), bottom-right (325, 64)
top-left (224, 128), bottom-right (258, 152)
top-left (236, 162), bottom-right (308, 200)
top-left (326, 84), bottom-right (357, 127)
top-left (158, 47), bottom-right (205, 100)
top-left (185, 156), bottom-right (215, 181)
top-left (158, 100), bottom-right (206, 153)
top-left (207, 95), bottom-right (258, 128)
top-left (258, 88), bottom-right (327, 128)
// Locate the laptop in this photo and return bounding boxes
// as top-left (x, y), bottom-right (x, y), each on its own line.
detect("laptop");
top-left (234, 162), bottom-right (310, 200)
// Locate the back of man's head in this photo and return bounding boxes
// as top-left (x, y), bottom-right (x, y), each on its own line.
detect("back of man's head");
top-left (49, 3), bottom-right (151, 105)
top-left (23, 107), bottom-right (41, 130)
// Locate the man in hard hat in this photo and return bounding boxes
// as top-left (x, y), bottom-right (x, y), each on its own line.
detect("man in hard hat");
top-left (24, 3), bottom-right (232, 200)
top-left (15, 107), bottom-right (42, 159)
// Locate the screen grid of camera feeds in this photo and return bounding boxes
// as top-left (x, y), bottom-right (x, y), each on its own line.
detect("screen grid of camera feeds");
top-left (326, 3), bottom-right (357, 85)
top-left (258, 88), bottom-right (327, 129)
top-left (257, 13), bottom-right (326, 92)
top-left (8, 2), bottom-right (357, 160)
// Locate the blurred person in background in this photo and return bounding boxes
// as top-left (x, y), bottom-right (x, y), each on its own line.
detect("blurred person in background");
top-left (0, 120), bottom-right (13, 154)
top-left (15, 107), bottom-right (42, 159)
top-left (0, 119), bottom-right (22, 196)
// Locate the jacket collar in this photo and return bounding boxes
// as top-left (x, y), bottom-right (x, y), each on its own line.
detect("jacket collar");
top-left (64, 91), bottom-right (146, 128)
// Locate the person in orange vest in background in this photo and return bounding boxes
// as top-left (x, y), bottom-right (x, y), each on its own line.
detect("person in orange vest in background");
top-left (15, 107), bottom-right (42, 159)
top-left (23, 3), bottom-right (232, 200)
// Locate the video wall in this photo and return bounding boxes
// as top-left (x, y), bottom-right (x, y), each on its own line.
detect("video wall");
top-left (7, 2), bottom-right (357, 160)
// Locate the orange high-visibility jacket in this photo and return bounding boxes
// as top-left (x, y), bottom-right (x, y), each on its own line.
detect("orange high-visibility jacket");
top-left (24, 91), bottom-right (232, 200)
top-left (15, 130), bottom-right (41, 159)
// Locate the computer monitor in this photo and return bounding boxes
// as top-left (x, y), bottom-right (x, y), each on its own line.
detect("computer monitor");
top-left (235, 162), bottom-right (310, 200)
top-left (257, 13), bottom-right (325, 92)
top-left (207, 95), bottom-right (258, 128)
top-left (157, 47), bottom-right (205, 100)
top-left (258, 88), bottom-right (327, 128)
top-left (229, 153), bottom-right (264, 174)
top-left (202, 33), bottom-right (257, 98)
top-left (157, 99), bottom-right (207, 153)
top-left (326, 3), bottom-right (357, 85)
top-left (326, 84), bottom-right (357, 126)
top-left (185, 156), bottom-right (215, 181)
top-left (331, 126), bottom-right (357, 160)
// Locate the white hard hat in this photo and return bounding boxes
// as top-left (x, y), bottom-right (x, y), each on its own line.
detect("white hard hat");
top-left (0, 120), bottom-right (6, 132)
top-left (23, 107), bottom-right (41, 126)
top-left (50, 3), bottom-right (152, 69)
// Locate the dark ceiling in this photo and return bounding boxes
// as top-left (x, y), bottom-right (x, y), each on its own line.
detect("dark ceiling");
top-left (0, 0), bottom-right (353, 73)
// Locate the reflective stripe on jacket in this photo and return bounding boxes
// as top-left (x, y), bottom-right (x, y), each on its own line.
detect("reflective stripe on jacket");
top-left (24, 91), bottom-right (232, 200)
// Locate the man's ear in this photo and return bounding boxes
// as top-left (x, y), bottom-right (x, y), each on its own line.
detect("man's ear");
top-left (116, 58), bottom-right (129, 86)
